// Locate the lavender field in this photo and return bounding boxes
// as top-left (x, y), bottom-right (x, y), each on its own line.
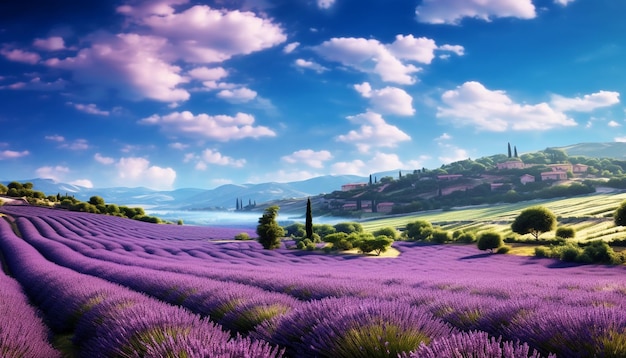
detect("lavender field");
top-left (1, 204), bottom-right (626, 357)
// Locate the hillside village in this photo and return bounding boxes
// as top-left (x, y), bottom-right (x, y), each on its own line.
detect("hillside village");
top-left (312, 146), bottom-right (623, 217)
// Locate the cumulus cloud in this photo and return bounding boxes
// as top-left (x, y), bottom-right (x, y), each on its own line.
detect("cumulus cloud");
top-left (314, 35), bottom-right (460, 84)
top-left (116, 157), bottom-right (176, 190)
top-left (169, 142), bottom-right (189, 150)
top-left (216, 87), bottom-right (257, 103)
top-left (0, 77), bottom-right (66, 91)
top-left (188, 66), bottom-right (228, 81)
top-left (551, 91), bottom-right (620, 112)
top-left (608, 121), bottom-right (621, 127)
top-left (554, 0), bottom-right (575, 6)
top-left (283, 42), bottom-right (300, 54)
top-left (0, 48), bottom-right (41, 64)
top-left (67, 102), bottom-right (110, 116)
top-left (438, 44), bottom-right (465, 56)
top-left (36, 165), bottom-right (69, 181)
top-left (94, 153), bottom-right (115, 165)
top-left (0, 149), bottom-right (30, 160)
top-left (295, 59), bottom-right (328, 73)
top-left (416, 0), bottom-right (536, 25)
top-left (615, 137), bottom-right (626, 143)
top-left (46, 33), bottom-right (190, 102)
top-left (437, 81), bottom-right (577, 131)
top-left (317, 0), bottom-right (335, 9)
top-left (198, 149), bottom-right (246, 168)
top-left (45, 135), bottom-right (65, 142)
top-left (140, 111), bottom-right (276, 141)
top-left (70, 179), bottom-right (94, 188)
top-left (354, 82), bottom-right (415, 116)
top-left (33, 36), bottom-right (65, 51)
top-left (331, 152), bottom-right (416, 176)
top-left (336, 111), bottom-right (411, 152)
top-left (119, 2), bottom-right (286, 63)
top-left (281, 149), bottom-right (333, 168)
top-left (438, 145), bottom-right (470, 164)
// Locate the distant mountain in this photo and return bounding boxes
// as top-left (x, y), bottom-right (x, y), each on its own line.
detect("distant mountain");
top-left (556, 142), bottom-right (626, 160)
top-left (2, 175), bottom-right (365, 210)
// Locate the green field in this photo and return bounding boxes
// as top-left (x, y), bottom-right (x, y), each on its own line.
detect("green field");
top-left (361, 192), bottom-right (626, 244)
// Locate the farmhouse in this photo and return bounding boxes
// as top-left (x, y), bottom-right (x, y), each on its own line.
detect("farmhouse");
top-left (548, 163), bottom-right (573, 172)
top-left (341, 183), bottom-right (367, 191)
top-left (573, 163), bottom-right (589, 173)
top-left (496, 161), bottom-right (525, 170)
top-left (437, 174), bottom-right (463, 181)
top-left (376, 202), bottom-right (394, 213)
top-left (520, 174), bottom-right (535, 185)
top-left (541, 171), bottom-right (568, 181)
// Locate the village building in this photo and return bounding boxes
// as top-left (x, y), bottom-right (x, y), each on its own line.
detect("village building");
top-left (341, 183), bottom-right (368, 191)
top-left (548, 163), bottom-right (573, 172)
top-left (541, 171), bottom-right (568, 181)
top-left (496, 161), bottom-right (525, 170)
top-left (520, 174), bottom-right (536, 185)
top-left (572, 163), bottom-right (589, 173)
top-left (437, 174), bottom-right (463, 181)
top-left (376, 202), bottom-right (394, 213)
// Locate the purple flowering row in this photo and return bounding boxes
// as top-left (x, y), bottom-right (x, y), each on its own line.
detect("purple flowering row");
top-left (0, 217), bottom-right (283, 357)
top-left (3, 204), bottom-right (626, 356)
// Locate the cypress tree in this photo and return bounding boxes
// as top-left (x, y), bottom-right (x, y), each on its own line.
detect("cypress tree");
top-left (305, 197), bottom-right (313, 239)
top-left (507, 142), bottom-right (512, 158)
top-left (514, 146), bottom-right (518, 158)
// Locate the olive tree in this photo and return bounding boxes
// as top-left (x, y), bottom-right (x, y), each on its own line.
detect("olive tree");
top-left (614, 200), bottom-right (626, 227)
top-left (257, 206), bottom-right (284, 250)
top-left (511, 206), bottom-right (556, 240)
top-left (477, 232), bottom-right (503, 253)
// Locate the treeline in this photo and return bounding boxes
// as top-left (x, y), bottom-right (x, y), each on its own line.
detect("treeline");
top-left (0, 182), bottom-right (164, 224)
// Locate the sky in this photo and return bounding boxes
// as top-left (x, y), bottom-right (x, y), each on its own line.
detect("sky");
top-left (0, 0), bottom-right (625, 190)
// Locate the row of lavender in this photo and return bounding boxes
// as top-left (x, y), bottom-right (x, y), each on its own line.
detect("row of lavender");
top-left (0, 216), bottom-right (283, 357)
top-left (3, 204), bottom-right (626, 356)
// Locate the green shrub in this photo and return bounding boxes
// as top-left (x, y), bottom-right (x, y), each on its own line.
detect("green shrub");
top-left (456, 232), bottom-right (476, 243)
top-left (234, 232), bottom-right (251, 241)
top-left (477, 232), bottom-right (503, 253)
top-left (372, 227), bottom-right (399, 240)
top-left (535, 246), bottom-right (550, 258)
top-left (555, 226), bottom-right (576, 239)
top-left (582, 240), bottom-right (622, 264)
top-left (496, 245), bottom-right (511, 254)
top-left (405, 220), bottom-right (433, 241)
top-left (559, 243), bottom-right (582, 262)
top-left (430, 229), bottom-right (450, 244)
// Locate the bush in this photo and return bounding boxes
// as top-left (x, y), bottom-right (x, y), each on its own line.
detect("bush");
top-left (333, 222), bottom-right (363, 234)
top-left (534, 246), bottom-right (550, 258)
top-left (430, 229), bottom-right (450, 244)
top-left (405, 220), bottom-right (433, 241)
top-left (234, 232), bottom-right (251, 241)
top-left (581, 240), bottom-right (622, 264)
top-left (477, 232), bottom-right (503, 253)
top-left (555, 226), bottom-right (575, 239)
top-left (372, 227), bottom-right (399, 240)
top-left (455, 232), bottom-right (476, 243)
top-left (559, 243), bottom-right (582, 262)
top-left (496, 245), bottom-right (511, 254)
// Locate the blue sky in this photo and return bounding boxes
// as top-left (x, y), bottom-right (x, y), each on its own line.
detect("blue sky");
top-left (1, 0), bottom-right (625, 190)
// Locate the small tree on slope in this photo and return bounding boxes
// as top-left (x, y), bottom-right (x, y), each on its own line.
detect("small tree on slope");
top-left (511, 206), bottom-right (556, 240)
top-left (257, 206), bottom-right (284, 250)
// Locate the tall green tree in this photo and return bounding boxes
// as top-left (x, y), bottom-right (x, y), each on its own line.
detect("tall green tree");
top-left (613, 200), bottom-right (626, 227)
top-left (256, 205), bottom-right (284, 249)
top-left (507, 142), bottom-right (512, 158)
top-left (511, 206), bottom-right (556, 240)
top-left (305, 197), bottom-right (313, 239)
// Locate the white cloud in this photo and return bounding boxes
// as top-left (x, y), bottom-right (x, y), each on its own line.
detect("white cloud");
top-left (354, 82), bottom-right (415, 116)
top-left (33, 36), bottom-right (65, 51)
top-left (317, 0), bottom-right (335, 9)
top-left (169, 142), bottom-right (189, 150)
top-left (314, 37), bottom-right (420, 84)
top-left (438, 145), bottom-right (470, 164)
top-left (94, 153), bottom-right (115, 165)
top-left (188, 66), bottom-right (228, 81)
top-left (281, 149), bottom-right (333, 168)
top-left (0, 149), bottom-right (30, 160)
top-left (251, 169), bottom-right (321, 183)
top-left (0, 48), bottom-right (41, 64)
top-left (438, 44), bottom-right (465, 56)
top-left (295, 59), bottom-right (328, 73)
top-left (61, 139), bottom-right (89, 151)
top-left (437, 81), bottom-right (577, 132)
top-left (67, 102), bottom-right (110, 116)
top-left (70, 179), bottom-right (94, 188)
top-left (216, 87), bottom-right (257, 103)
top-left (336, 111), bottom-right (411, 152)
top-left (608, 121), bottom-right (621, 127)
top-left (416, 0), bottom-right (536, 24)
top-left (554, 0), bottom-right (575, 6)
top-left (36, 165), bottom-right (69, 181)
top-left (116, 157), bottom-right (176, 190)
top-left (198, 149), bottom-right (246, 168)
top-left (1, 77), bottom-right (66, 91)
top-left (436, 133), bottom-right (452, 141)
top-left (551, 91), bottom-right (620, 112)
top-left (140, 111), bottom-right (276, 141)
top-left (46, 33), bottom-right (190, 102)
top-left (331, 152), bottom-right (416, 176)
top-left (120, 2), bottom-right (286, 63)
top-left (283, 42), bottom-right (300, 54)
top-left (387, 35), bottom-right (438, 64)
top-left (45, 135), bottom-right (65, 142)
top-left (615, 137), bottom-right (626, 143)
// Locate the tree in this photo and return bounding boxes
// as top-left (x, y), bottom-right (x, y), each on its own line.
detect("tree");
top-left (614, 200), bottom-right (626, 227)
top-left (89, 195), bottom-right (105, 206)
top-left (356, 235), bottom-right (394, 256)
top-left (477, 232), bottom-right (503, 253)
top-left (555, 226), bottom-right (575, 239)
top-left (405, 220), bottom-right (433, 241)
top-left (514, 146), bottom-right (518, 158)
top-left (507, 142), bottom-right (512, 158)
top-left (305, 197), bottom-right (313, 239)
top-left (511, 206), bottom-right (556, 240)
top-left (372, 227), bottom-right (398, 240)
top-left (256, 206), bottom-right (284, 249)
